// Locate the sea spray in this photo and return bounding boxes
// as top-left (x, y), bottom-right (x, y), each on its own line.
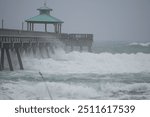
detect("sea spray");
top-left (23, 51), bottom-right (150, 74)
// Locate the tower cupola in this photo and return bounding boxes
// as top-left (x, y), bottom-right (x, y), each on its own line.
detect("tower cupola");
top-left (37, 3), bottom-right (52, 15)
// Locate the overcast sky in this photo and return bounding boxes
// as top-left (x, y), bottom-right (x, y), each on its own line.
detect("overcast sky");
top-left (0, 0), bottom-right (150, 42)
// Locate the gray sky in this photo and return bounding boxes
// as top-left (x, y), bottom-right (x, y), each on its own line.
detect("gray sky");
top-left (0, 0), bottom-right (150, 42)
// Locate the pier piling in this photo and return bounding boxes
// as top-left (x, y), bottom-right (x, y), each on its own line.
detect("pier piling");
top-left (45, 46), bottom-right (50, 58)
top-left (71, 45), bottom-right (74, 52)
top-left (49, 44), bottom-right (55, 54)
top-left (15, 48), bottom-right (23, 70)
top-left (88, 46), bottom-right (92, 52)
top-left (80, 46), bottom-right (83, 52)
top-left (1, 48), bottom-right (4, 70)
top-left (6, 48), bottom-right (13, 71)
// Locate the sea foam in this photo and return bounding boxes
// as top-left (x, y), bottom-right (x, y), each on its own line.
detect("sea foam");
top-left (23, 50), bottom-right (150, 75)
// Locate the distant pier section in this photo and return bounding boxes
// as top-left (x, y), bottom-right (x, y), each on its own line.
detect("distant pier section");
top-left (0, 3), bottom-right (93, 71)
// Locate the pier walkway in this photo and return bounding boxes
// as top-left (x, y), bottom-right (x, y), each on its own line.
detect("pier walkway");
top-left (0, 29), bottom-right (93, 71)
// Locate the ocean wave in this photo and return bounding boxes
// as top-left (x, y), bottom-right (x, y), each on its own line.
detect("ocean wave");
top-left (1, 80), bottom-right (150, 100)
top-left (0, 81), bottom-right (99, 100)
top-left (129, 42), bottom-right (150, 47)
top-left (22, 50), bottom-right (150, 75)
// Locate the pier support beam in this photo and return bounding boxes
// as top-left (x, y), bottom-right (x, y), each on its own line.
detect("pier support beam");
top-left (45, 46), bottom-right (50, 58)
top-left (71, 45), bottom-right (74, 52)
top-left (49, 44), bottom-right (55, 54)
top-left (15, 48), bottom-right (24, 70)
top-left (32, 44), bottom-right (37, 57)
top-left (20, 47), bottom-right (24, 57)
top-left (39, 43), bottom-right (44, 58)
top-left (80, 46), bottom-right (83, 52)
top-left (5, 48), bottom-right (13, 71)
top-left (39, 47), bottom-right (44, 58)
top-left (1, 48), bottom-right (4, 70)
top-left (88, 46), bottom-right (92, 52)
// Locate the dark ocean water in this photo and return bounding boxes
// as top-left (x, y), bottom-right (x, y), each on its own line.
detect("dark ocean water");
top-left (0, 41), bottom-right (150, 100)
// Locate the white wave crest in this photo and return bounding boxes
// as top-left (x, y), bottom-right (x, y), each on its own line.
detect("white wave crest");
top-left (129, 42), bottom-right (150, 47)
top-left (23, 51), bottom-right (150, 75)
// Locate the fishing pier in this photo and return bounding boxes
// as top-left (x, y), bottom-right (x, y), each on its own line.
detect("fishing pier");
top-left (0, 3), bottom-right (93, 71)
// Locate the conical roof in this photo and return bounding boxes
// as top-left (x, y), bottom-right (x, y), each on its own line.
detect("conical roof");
top-left (26, 14), bottom-right (63, 23)
top-left (25, 3), bottom-right (63, 24)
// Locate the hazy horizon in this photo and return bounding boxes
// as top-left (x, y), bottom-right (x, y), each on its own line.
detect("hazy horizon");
top-left (0, 0), bottom-right (150, 42)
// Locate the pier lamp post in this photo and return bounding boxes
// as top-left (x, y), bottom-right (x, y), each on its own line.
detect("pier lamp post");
top-left (2, 19), bottom-right (4, 29)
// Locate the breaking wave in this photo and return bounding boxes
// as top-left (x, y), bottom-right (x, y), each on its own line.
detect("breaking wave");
top-left (129, 42), bottom-right (150, 47)
top-left (23, 50), bottom-right (150, 75)
top-left (1, 79), bottom-right (150, 100)
top-left (1, 49), bottom-right (150, 100)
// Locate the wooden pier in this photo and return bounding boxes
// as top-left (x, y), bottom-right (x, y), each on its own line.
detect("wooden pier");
top-left (0, 3), bottom-right (93, 71)
top-left (0, 29), bottom-right (93, 71)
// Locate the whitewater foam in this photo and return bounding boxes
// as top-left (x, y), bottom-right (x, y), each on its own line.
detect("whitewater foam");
top-left (0, 80), bottom-right (99, 100)
top-left (1, 78), bottom-right (150, 100)
top-left (23, 51), bottom-right (150, 75)
top-left (1, 48), bottom-right (150, 100)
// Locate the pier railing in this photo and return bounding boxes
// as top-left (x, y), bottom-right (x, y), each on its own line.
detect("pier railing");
top-left (0, 28), bottom-right (93, 47)
top-left (0, 29), bottom-right (93, 40)
top-left (0, 29), bottom-right (58, 37)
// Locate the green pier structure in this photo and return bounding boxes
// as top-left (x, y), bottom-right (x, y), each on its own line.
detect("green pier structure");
top-left (26, 3), bottom-right (63, 33)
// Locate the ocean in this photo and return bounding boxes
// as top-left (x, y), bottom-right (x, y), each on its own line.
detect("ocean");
top-left (0, 41), bottom-right (150, 100)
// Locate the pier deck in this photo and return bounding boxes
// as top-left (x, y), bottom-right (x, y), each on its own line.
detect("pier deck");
top-left (0, 29), bottom-right (93, 71)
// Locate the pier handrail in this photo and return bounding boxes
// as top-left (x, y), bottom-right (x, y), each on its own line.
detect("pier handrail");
top-left (0, 29), bottom-right (93, 40)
